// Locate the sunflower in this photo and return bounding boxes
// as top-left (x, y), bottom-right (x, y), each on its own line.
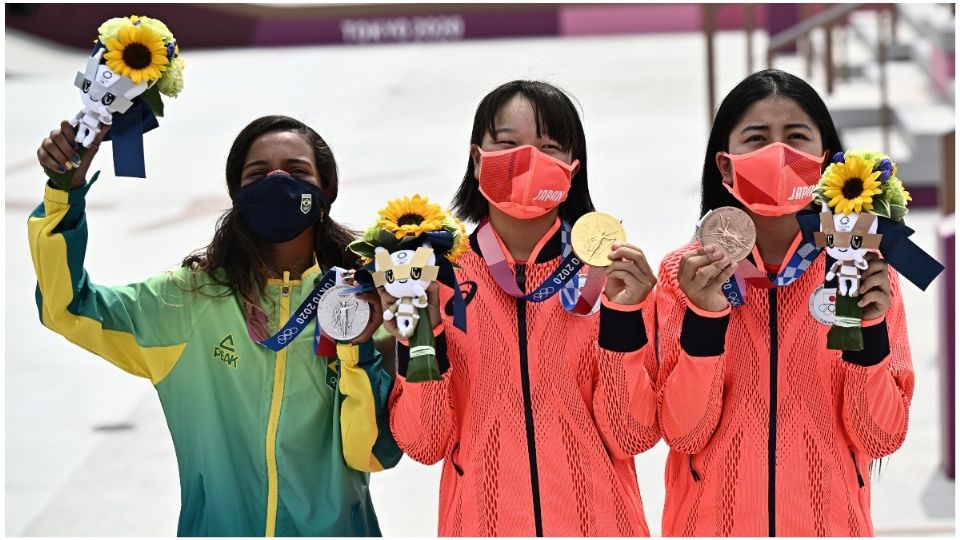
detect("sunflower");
top-left (379, 195), bottom-right (446, 239)
top-left (820, 154), bottom-right (884, 214)
top-left (104, 24), bottom-right (169, 85)
top-left (444, 215), bottom-right (469, 262)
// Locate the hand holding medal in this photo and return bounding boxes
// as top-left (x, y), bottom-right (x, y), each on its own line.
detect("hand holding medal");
top-left (44, 15), bottom-right (184, 189)
top-left (678, 206), bottom-right (756, 313)
top-left (348, 195), bottom-right (469, 382)
top-left (570, 212), bottom-right (655, 306)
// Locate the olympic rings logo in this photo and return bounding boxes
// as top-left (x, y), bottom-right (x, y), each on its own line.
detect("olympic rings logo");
top-left (531, 287), bottom-right (555, 301)
top-left (276, 327), bottom-right (300, 345)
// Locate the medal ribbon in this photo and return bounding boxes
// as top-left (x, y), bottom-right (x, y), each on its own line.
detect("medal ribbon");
top-left (559, 223), bottom-right (606, 314)
top-left (718, 235), bottom-right (821, 307)
top-left (477, 218), bottom-right (603, 313)
top-left (250, 268), bottom-right (340, 352)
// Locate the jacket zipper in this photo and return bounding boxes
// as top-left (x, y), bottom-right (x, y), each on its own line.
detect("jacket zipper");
top-left (690, 454), bottom-right (701, 482)
top-left (767, 280), bottom-right (778, 537)
top-left (851, 451), bottom-right (865, 488)
top-left (264, 273), bottom-right (292, 536)
top-left (516, 264), bottom-right (544, 537)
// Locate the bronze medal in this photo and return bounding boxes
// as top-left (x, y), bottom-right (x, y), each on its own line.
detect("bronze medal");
top-left (699, 206), bottom-right (756, 262)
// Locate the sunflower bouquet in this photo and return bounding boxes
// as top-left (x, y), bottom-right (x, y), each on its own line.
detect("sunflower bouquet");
top-left (349, 195), bottom-right (469, 382)
top-left (47, 15), bottom-right (183, 188)
top-left (810, 149), bottom-right (911, 351)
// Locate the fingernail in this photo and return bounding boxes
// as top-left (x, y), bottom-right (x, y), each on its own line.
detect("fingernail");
top-left (57, 165), bottom-right (66, 174)
top-left (711, 252), bottom-right (724, 260)
top-left (64, 161), bottom-right (73, 171)
top-left (70, 141), bottom-right (78, 149)
top-left (70, 153), bottom-right (82, 166)
top-left (703, 245), bottom-right (715, 252)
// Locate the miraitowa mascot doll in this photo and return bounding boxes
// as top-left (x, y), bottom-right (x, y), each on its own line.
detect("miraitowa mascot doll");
top-left (808, 149), bottom-right (944, 351)
top-left (47, 15), bottom-right (184, 189)
top-left (349, 195), bottom-right (469, 382)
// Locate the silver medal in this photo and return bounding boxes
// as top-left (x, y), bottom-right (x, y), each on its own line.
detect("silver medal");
top-left (318, 285), bottom-right (371, 341)
top-left (808, 285), bottom-right (837, 326)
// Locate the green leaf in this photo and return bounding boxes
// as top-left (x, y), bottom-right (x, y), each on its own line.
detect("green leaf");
top-left (889, 204), bottom-right (908, 222)
top-left (376, 230), bottom-right (400, 252)
top-left (140, 85), bottom-right (165, 118)
top-left (871, 197), bottom-right (891, 219)
top-left (347, 240), bottom-right (375, 259)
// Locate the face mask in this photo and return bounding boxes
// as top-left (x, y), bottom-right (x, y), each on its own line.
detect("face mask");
top-left (477, 145), bottom-right (579, 220)
top-left (721, 142), bottom-right (825, 217)
top-left (234, 169), bottom-right (330, 243)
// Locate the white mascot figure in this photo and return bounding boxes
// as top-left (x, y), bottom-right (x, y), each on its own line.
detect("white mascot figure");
top-left (72, 48), bottom-right (149, 147)
top-left (373, 245), bottom-right (439, 338)
top-left (817, 203), bottom-right (882, 297)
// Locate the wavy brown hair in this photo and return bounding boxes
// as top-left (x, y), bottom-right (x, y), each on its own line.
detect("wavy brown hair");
top-left (181, 115), bottom-right (358, 337)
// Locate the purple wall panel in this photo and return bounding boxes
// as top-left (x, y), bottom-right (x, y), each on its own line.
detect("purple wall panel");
top-left (939, 218), bottom-right (955, 479)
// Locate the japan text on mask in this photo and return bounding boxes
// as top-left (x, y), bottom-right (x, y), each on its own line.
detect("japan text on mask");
top-left (721, 142), bottom-right (826, 216)
top-left (477, 145), bottom-right (579, 220)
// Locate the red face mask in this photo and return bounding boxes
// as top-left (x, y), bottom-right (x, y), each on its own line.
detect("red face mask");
top-left (721, 142), bottom-right (826, 217)
top-left (477, 145), bottom-right (579, 220)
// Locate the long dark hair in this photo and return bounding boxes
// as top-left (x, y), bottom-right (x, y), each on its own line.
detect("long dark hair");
top-left (700, 69), bottom-right (844, 217)
top-left (452, 80), bottom-right (595, 224)
top-left (181, 115), bottom-right (357, 334)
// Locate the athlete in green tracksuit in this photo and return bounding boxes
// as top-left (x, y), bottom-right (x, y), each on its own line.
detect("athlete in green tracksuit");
top-left (29, 115), bottom-right (401, 536)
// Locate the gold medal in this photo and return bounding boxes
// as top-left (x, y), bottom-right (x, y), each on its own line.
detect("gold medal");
top-left (571, 212), bottom-right (627, 267)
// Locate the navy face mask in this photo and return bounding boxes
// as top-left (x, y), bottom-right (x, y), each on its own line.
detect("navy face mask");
top-left (234, 169), bottom-right (331, 244)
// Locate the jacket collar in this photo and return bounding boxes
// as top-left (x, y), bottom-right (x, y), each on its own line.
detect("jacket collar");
top-left (469, 219), bottom-right (563, 264)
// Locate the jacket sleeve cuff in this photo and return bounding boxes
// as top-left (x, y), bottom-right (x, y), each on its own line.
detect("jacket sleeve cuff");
top-left (398, 329), bottom-right (449, 377)
top-left (45, 170), bottom-right (98, 200)
top-left (598, 294), bottom-right (650, 352)
top-left (680, 300), bottom-right (731, 357)
top-left (842, 319), bottom-right (890, 366)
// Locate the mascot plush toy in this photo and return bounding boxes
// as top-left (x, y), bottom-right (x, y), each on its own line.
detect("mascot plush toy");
top-left (809, 149), bottom-right (943, 350)
top-left (46, 15), bottom-right (184, 188)
top-left (349, 195), bottom-right (468, 382)
top-left (373, 245), bottom-right (439, 338)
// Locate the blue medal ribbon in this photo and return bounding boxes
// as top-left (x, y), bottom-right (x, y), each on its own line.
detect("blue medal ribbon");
top-left (256, 268), bottom-right (339, 352)
top-left (559, 221), bottom-right (589, 311)
top-left (516, 250), bottom-right (584, 302)
top-left (722, 273), bottom-right (747, 307)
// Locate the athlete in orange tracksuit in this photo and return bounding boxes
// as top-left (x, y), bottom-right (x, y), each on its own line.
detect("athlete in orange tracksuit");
top-left (386, 80), bottom-right (661, 536)
top-left (656, 69), bottom-right (915, 536)
top-left (657, 243), bottom-right (911, 536)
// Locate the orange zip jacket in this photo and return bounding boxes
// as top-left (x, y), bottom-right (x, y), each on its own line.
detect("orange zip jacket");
top-left (656, 238), bottom-right (913, 537)
top-left (389, 219), bottom-right (660, 536)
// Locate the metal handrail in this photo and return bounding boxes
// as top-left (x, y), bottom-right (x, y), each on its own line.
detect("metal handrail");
top-left (703, 2), bottom-right (893, 148)
top-left (767, 3), bottom-right (864, 55)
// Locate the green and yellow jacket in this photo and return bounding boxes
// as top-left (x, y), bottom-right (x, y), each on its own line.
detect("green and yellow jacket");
top-left (27, 176), bottom-right (402, 536)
